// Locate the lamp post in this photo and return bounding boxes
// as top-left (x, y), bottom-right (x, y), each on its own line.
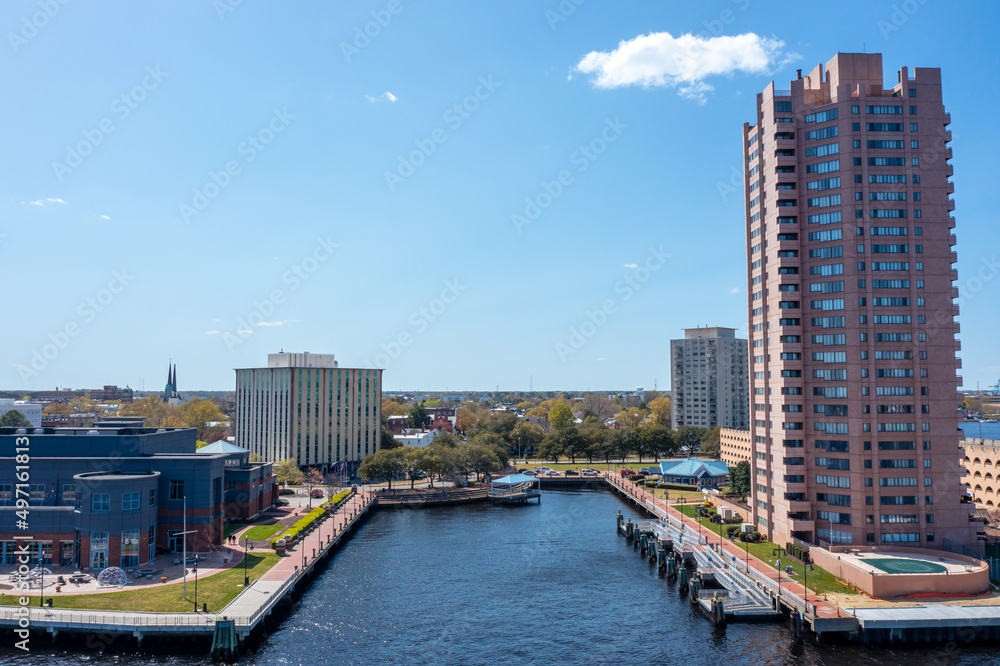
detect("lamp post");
top-left (772, 546), bottom-right (786, 601)
top-left (242, 535), bottom-right (253, 586)
top-left (192, 561), bottom-right (199, 612)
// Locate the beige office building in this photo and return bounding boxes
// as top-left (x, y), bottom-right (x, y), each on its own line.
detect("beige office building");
top-left (235, 352), bottom-right (382, 470)
top-left (671, 327), bottom-right (749, 430)
top-left (743, 53), bottom-right (976, 550)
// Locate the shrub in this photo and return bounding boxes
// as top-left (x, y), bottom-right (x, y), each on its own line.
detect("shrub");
top-left (644, 480), bottom-right (659, 487)
top-left (628, 474), bottom-right (646, 483)
top-left (278, 488), bottom-right (295, 496)
top-left (726, 526), bottom-right (740, 539)
top-left (657, 482), bottom-right (700, 492)
top-left (271, 489), bottom-right (354, 547)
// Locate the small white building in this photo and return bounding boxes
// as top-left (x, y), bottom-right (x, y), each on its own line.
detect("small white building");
top-left (0, 399), bottom-right (43, 427)
top-left (396, 429), bottom-right (442, 448)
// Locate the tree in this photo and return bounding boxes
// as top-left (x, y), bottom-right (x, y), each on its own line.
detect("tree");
top-left (614, 407), bottom-right (646, 430)
top-left (580, 394), bottom-right (617, 423)
top-left (466, 444), bottom-right (502, 481)
top-left (176, 397), bottom-right (225, 440)
top-left (639, 424), bottom-right (676, 461)
top-left (675, 426), bottom-right (707, 453)
top-left (432, 431), bottom-right (459, 448)
top-left (382, 400), bottom-right (408, 416)
top-left (455, 407), bottom-right (482, 433)
top-left (468, 412), bottom-right (519, 443)
top-left (525, 406), bottom-right (548, 418)
top-left (537, 433), bottom-right (563, 463)
top-left (509, 421), bottom-right (545, 457)
top-left (303, 467), bottom-right (324, 507)
top-left (468, 432), bottom-right (509, 469)
top-left (549, 403), bottom-right (575, 430)
top-left (407, 403), bottom-right (432, 429)
top-left (403, 447), bottom-right (431, 489)
top-left (608, 428), bottom-right (639, 462)
top-left (381, 424), bottom-right (401, 449)
top-left (556, 426), bottom-right (585, 463)
top-left (0, 410), bottom-right (31, 428)
top-left (701, 427), bottom-right (722, 456)
top-left (358, 448), bottom-right (406, 491)
top-left (647, 396), bottom-right (672, 428)
top-left (580, 425), bottom-right (608, 463)
top-left (249, 452), bottom-right (263, 463)
top-left (730, 460), bottom-right (751, 500)
top-left (274, 458), bottom-right (303, 486)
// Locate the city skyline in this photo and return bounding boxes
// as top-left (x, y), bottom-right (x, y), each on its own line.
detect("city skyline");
top-left (3, 2), bottom-right (999, 392)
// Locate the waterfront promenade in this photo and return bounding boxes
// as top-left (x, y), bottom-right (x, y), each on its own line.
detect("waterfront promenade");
top-left (603, 473), bottom-right (844, 620)
top-left (0, 490), bottom-right (376, 641)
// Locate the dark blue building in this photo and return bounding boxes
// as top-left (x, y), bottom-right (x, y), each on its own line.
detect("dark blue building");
top-left (0, 424), bottom-right (274, 570)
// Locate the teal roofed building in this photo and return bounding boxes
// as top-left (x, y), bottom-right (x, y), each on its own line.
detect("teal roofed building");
top-left (659, 458), bottom-right (729, 488)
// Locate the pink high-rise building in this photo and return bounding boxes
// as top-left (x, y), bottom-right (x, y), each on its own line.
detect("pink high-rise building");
top-left (742, 53), bottom-right (977, 551)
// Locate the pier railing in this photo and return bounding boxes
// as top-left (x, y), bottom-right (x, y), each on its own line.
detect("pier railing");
top-left (0, 606), bottom-right (217, 628)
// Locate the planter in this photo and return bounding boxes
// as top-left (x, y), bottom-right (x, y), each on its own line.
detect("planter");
top-left (161, 577), bottom-right (167, 584)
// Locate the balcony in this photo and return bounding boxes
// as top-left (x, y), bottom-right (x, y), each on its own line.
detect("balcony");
top-left (950, 234), bottom-right (957, 246)
top-left (787, 500), bottom-right (811, 514)
top-left (788, 518), bottom-right (815, 533)
top-left (944, 113), bottom-right (951, 126)
top-left (944, 130), bottom-right (952, 143)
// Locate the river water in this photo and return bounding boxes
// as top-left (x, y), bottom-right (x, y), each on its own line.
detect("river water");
top-left (960, 421), bottom-right (1000, 441)
top-left (3, 490), bottom-right (1000, 665)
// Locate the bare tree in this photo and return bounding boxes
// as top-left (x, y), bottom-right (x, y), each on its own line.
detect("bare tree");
top-left (581, 394), bottom-right (617, 423)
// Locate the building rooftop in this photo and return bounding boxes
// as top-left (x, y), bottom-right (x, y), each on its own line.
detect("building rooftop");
top-left (660, 458), bottom-right (730, 477)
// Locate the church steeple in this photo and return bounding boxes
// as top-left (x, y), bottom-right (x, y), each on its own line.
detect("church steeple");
top-left (165, 360), bottom-right (176, 394)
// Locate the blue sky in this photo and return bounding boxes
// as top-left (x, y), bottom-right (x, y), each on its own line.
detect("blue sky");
top-left (2, 0), bottom-right (998, 392)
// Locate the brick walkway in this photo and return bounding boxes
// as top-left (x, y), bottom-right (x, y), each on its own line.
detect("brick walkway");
top-left (604, 473), bottom-right (847, 619)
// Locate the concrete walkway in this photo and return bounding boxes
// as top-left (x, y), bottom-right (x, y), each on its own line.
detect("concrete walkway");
top-left (604, 473), bottom-right (846, 619)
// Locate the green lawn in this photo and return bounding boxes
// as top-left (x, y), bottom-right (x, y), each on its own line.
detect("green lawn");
top-left (675, 504), bottom-right (854, 595)
top-left (223, 523), bottom-right (243, 539)
top-left (0, 553), bottom-right (280, 613)
top-left (240, 524), bottom-right (284, 541)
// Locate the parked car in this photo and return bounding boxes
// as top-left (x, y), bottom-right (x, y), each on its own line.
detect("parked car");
top-left (544, 470), bottom-right (561, 476)
top-left (310, 490), bottom-right (324, 498)
top-left (522, 470), bottom-right (540, 476)
top-left (619, 468), bottom-right (636, 477)
top-left (639, 467), bottom-right (661, 476)
top-left (564, 469), bottom-right (580, 476)
top-left (581, 468), bottom-right (599, 476)
top-left (273, 498), bottom-right (290, 507)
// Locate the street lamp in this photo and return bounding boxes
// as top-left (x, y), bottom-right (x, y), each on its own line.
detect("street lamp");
top-left (192, 561), bottom-right (199, 612)
top-left (242, 536), bottom-right (254, 586)
top-left (772, 547), bottom-right (786, 601)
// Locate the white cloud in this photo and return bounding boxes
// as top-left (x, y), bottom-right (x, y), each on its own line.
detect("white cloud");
top-left (99, 215), bottom-right (110, 220)
top-left (256, 319), bottom-right (299, 327)
top-left (730, 287), bottom-right (740, 294)
top-left (22, 198), bottom-right (66, 206)
top-left (623, 263), bottom-right (638, 269)
top-left (366, 91), bottom-right (398, 103)
top-left (596, 357), bottom-right (608, 362)
top-left (576, 32), bottom-right (797, 103)
top-left (204, 330), bottom-right (221, 335)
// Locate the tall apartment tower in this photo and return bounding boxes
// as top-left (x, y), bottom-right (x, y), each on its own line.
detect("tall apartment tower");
top-left (671, 327), bottom-right (749, 430)
top-left (235, 352), bottom-right (382, 471)
top-left (742, 53), bottom-right (975, 550)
